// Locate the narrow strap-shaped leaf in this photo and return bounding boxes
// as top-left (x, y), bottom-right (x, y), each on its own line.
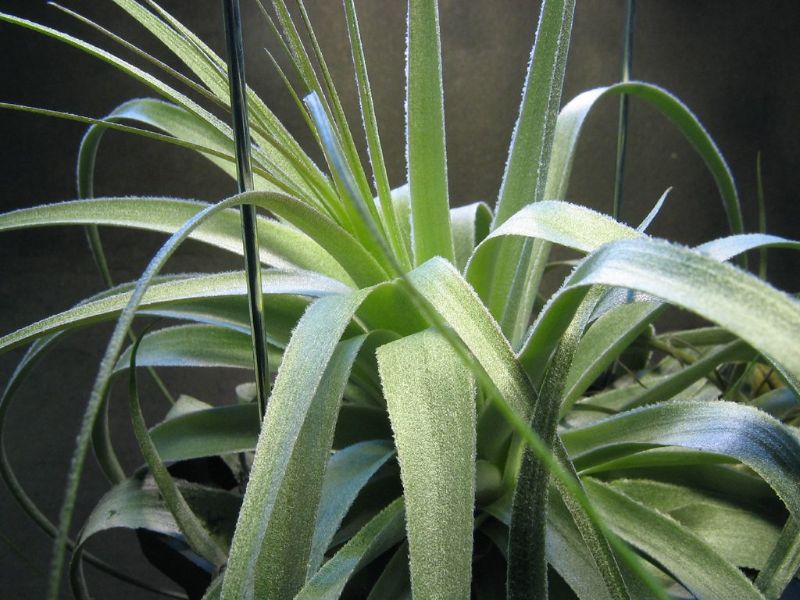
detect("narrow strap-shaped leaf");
top-left (545, 82), bottom-right (745, 236)
top-left (467, 200), bottom-right (641, 300)
top-left (563, 401), bottom-right (800, 521)
top-left (290, 1), bottom-right (381, 237)
top-left (221, 289), bottom-right (373, 599)
top-left (518, 237), bottom-right (800, 381)
top-left (308, 440), bottom-right (396, 574)
top-left (621, 340), bottom-right (752, 410)
top-left (110, 0), bottom-right (320, 195)
top-left (0, 270), bottom-right (342, 355)
top-left (487, 486), bottom-right (651, 600)
top-left (562, 301), bottom-right (658, 411)
top-left (551, 442), bottom-right (631, 600)
top-left (0, 11), bottom-right (232, 150)
top-left (127, 335), bottom-right (228, 565)
top-left (473, 201), bottom-right (799, 397)
top-left (508, 288), bottom-right (625, 600)
top-left (480, 0), bottom-right (575, 344)
top-left (114, 324), bottom-right (255, 372)
top-left (295, 498), bottom-right (406, 600)
top-left (144, 0), bottom-right (322, 183)
top-left (401, 262), bottom-right (667, 599)
top-left (148, 402), bottom-right (390, 464)
top-left (111, 0), bottom-right (228, 99)
top-left (755, 517), bottom-right (800, 599)
top-left (406, 0), bottom-right (454, 264)
top-left (406, 258), bottom-right (535, 420)
top-left (609, 479), bottom-right (782, 572)
top-left (451, 201), bottom-right (492, 273)
top-left (493, 0), bottom-right (575, 226)
top-left (304, 91), bottom-right (392, 270)
top-left (70, 476), bottom-right (238, 599)
top-left (3, 188), bottom-right (400, 287)
top-left (256, 335), bottom-right (368, 598)
top-left (585, 478), bottom-right (764, 600)
top-left (151, 404), bottom-right (260, 462)
top-left (0, 196), bottom-right (350, 282)
top-left (41, 192), bottom-right (345, 600)
top-left (76, 98), bottom-right (290, 197)
top-left (344, 0), bottom-right (411, 270)
top-left (377, 329), bottom-right (476, 599)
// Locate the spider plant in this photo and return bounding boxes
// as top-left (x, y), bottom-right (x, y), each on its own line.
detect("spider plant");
top-left (1, 1), bottom-right (799, 599)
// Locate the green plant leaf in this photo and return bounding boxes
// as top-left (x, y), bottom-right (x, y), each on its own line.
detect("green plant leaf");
top-left (620, 340), bottom-right (753, 410)
top-left (608, 479), bottom-right (782, 571)
top-left (296, 498), bottom-right (406, 600)
top-left (562, 300), bottom-right (658, 411)
top-left (74, 97), bottom-right (308, 199)
top-left (151, 404), bottom-right (259, 462)
top-left (545, 82), bottom-right (745, 237)
top-left (221, 289), bottom-right (372, 599)
top-left (0, 197), bottom-right (350, 282)
top-left (344, 0), bottom-right (411, 270)
top-left (518, 237), bottom-right (800, 381)
top-left (114, 324), bottom-right (255, 372)
top-left (509, 287), bottom-right (630, 600)
top-left (40, 191), bottom-right (350, 600)
top-left (0, 10), bottom-right (232, 149)
top-left (479, 0), bottom-right (575, 344)
top-left (0, 270), bottom-right (341, 356)
top-left (95, 0), bottom-right (321, 197)
top-left (256, 334), bottom-right (368, 598)
top-left (406, 0), bottom-right (454, 265)
top-left (451, 201), bottom-right (492, 273)
top-left (149, 402), bottom-right (391, 464)
top-left (309, 440), bottom-right (396, 574)
top-left (585, 478), bottom-right (764, 600)
top-left (563, 401), bottom-right (800, 521)
top-left (467, 200), bottom-right (640, 301)
top-left (126, 334), bottom-right (228, 566)
top-left (69, 476), bottom-right (239, 599)
top-left (487, 488), bottom-right (652, 600)
top-left (493, 0), bottom-right (576, 226)
top-left (377, 329), bottom-right (476, 599)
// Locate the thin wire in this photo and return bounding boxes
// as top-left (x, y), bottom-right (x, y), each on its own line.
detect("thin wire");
top-left (222, 0), bottom-right (271, 420)
top-left (612, 0), bottom-right (636, 220)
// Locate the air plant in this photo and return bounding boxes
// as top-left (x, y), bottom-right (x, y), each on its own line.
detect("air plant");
top-left (0, 1), bottom-right (799, 599)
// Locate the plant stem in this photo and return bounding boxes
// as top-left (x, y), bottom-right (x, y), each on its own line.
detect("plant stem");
top-left (612, 0), bottom-right (635, 220)
top-left (222, 0), bottom-right (271, 419)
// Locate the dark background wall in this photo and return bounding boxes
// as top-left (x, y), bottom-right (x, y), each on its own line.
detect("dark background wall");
top-left (0, 1), bottom-right (798, 597)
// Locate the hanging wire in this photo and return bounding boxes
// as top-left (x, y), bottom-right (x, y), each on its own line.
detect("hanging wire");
top-left (222, 0), bottom-right (271, 419)
top-left (612, 0), bottom-right (636, 220)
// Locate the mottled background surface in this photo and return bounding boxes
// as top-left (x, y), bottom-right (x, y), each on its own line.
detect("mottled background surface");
top-left (1, 1), bottom-right (798, 597)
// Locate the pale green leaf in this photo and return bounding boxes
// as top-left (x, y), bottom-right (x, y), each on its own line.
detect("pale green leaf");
top-left (221, 289), bottom-right (373, 599)
top-left (563, 401), bottom-right (800, 521)
top-left (377, 329), bottom-right (476, 599)
top-left (451, 201), bottom-right (492, 273)
top-left (585, 478), bottom-right (764, 600)
top-left (256, 335), bottom-right (368, 598)
top-left (0, 197), bottom-right (350, 282)
top-left (309, 440), bottom-right (396, 574)
top-left (0, 270), bottom-right (341, 356)
top-left (545, 82), bottom-right (745, 236)
top-left (296, 498), bottom-right (406, 600)
top-left (406, 0), bottom-right (454, 264)
top-left (609, 479), bottom-right (782, 571)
